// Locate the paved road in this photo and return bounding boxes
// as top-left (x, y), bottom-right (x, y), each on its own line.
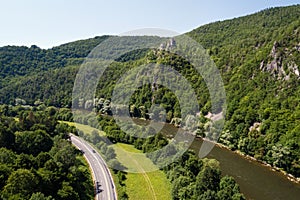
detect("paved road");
top-left (70, 134), bottom-right (117, 200)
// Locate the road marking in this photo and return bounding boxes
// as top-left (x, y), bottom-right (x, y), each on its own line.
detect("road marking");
top-left (71, 135), bottom-right (117, 200)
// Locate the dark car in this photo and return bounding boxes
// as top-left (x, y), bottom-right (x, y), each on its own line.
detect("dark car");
top-left (95, 181), bottom-right (102, 193)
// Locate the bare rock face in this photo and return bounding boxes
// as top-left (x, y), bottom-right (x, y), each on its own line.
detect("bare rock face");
top-left (288, 62), bottom-right (299, 76)
top-left (159, 43), bottom-right (166, 50)
top-left (271, 41), bottom-right (279, 58)
top-left (168, 38), bottom-right (176, 48)
top-left (264, 60), bottom-right (286, 79)
top-left (260, 41), bottom-right (300, 80)
top-left (294, 42), bottom-right (300, 52)
top-left (249, 122), bottom-right (261, 132)
top-left (159, 38), bottom-right (176, 51)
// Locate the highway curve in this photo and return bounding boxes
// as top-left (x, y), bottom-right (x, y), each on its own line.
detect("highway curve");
top-left (70, 134), bottom-right (117, 200)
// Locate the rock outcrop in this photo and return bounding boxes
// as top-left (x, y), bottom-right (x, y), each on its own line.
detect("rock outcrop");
top-left (260, 41), bottom-right (300, 80)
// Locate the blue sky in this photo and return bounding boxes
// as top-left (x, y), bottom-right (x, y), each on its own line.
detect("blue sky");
top-left (0, 0), bottom-right (299, 48)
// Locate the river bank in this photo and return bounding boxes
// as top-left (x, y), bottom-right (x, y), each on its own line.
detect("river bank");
top-left (132, 116), bottom-right (300, 199)
top-left (203, 137), bottom-right (300, 184)
top-left (132, 116), bottom-right (300, 185)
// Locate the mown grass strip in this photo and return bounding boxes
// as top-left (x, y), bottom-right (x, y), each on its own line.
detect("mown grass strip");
top-left (113, 143), bottom-right (171, 200)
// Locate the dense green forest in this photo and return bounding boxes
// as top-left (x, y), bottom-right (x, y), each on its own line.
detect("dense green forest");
top-left (0, 105), bottom-right (94, 199)
top-left (0, 3), bottom-right (299, 183)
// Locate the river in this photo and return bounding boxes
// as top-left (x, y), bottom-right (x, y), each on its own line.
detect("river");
top-left (133, 118), bottom-right (300, 200)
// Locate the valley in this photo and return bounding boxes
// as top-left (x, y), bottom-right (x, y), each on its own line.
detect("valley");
top-left (0, 4), bottom-right (299, 200)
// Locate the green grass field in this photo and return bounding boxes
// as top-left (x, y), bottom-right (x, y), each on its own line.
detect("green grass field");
top-left (61, 121), bottom-right (105, 136)
top-left (113, 143), bottom-right (171, 200)
top-left (113, 143), bottom-right (158, 172)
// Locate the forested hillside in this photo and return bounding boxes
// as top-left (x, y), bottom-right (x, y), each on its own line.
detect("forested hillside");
top-left (0, 105), bottom-right (94, 199)
top-left (0, 4), bottom-right (299, 179)
top-left (0, 36), bottom-right (109, 91)
top-left (188, 5), bottom-right (300, 177)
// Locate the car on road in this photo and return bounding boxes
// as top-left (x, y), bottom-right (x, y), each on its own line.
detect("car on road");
top-left (95, 181), bottom-right (103, 194)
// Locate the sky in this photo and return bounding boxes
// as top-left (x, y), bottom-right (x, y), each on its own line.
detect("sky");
top-left (0, 0), bottom-right (299, 49)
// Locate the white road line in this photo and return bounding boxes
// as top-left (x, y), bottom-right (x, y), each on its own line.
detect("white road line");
top-left (70, 135), bottom-right (117, 200)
